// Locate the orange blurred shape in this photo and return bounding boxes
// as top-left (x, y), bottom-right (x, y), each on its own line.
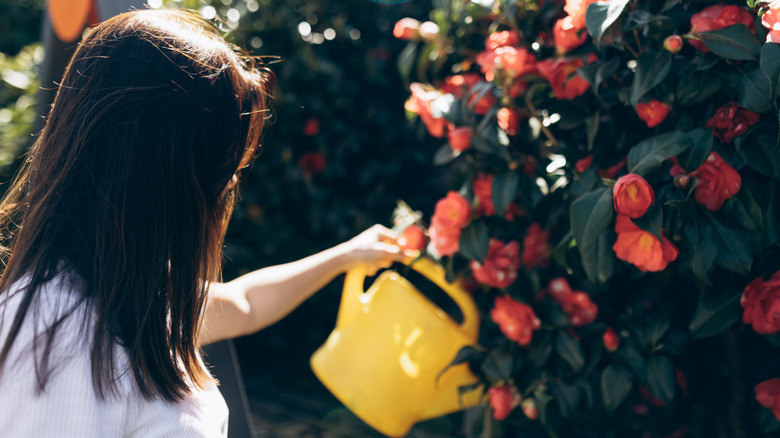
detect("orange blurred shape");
top-left (48, 0), bottom-right (96, 42)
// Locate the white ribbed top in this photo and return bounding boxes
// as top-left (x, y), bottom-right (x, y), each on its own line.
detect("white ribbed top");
top-left (0, 275), bottom-right (229, 437)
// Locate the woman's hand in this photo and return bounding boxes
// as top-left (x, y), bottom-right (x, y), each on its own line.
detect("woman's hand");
top-left (338, 224), bottom-right (420, 276)
top-left (200, 224), bottom-right (420, 344)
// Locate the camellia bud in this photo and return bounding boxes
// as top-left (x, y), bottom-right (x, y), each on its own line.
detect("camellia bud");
top-left (674, 173), bottom-right (690, 189)
top-left (418, 21), bottom-right (441, 41)
top-left (602, 327), bottom-right (620, 352)
top-left (663, 35), bottom-right (683, 53)
top-left (392, 17), bottom-right (420, 40)
top-left (521, 398), bottom-right (539, 420)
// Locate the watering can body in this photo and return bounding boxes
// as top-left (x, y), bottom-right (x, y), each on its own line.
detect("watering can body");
top-left (310, 257), bottom-right (482, 437)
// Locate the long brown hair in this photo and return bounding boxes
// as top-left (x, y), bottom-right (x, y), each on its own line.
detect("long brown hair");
top-left (0, 9), bottom-right (269, 401)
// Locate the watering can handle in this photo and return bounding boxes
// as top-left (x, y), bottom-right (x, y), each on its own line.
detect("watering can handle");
top-left (338, 258), bottom-right (480, 338)
top-left (336, 263), bottom-right (369, 332)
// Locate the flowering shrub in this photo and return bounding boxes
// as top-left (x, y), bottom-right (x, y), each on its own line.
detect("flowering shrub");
top-left (393, 0), bottom-right (780, 435)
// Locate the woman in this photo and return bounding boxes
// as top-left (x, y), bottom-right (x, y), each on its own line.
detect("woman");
top-left (0, 9), bottom-right (410, 436)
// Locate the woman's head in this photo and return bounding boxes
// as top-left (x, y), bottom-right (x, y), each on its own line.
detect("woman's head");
top-left (0, 9), bottom-right (270, 400)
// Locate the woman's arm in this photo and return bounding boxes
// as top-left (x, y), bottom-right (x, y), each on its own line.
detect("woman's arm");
top-left (199, 225), bottom-right (415, 345)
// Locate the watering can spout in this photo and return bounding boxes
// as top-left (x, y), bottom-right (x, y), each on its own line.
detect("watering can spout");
top-left (311, 257), bottom-right (483, 437)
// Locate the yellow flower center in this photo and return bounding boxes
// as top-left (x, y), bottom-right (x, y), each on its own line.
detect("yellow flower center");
top-left (638, 233), bottom-right (655, 250)
top-left (626, 183), bottom-right (638, 202)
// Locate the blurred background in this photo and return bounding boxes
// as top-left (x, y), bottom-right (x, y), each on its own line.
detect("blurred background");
top-left (0, 0), bottom-right (456, 435)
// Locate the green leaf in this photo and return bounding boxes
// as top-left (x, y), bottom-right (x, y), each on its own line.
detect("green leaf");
top-left (676, 128), bottom-right (713, 172)
top-left (578, 58), bottom-right (620, 96)
top-left (615, 346), bottom-right (647, 382)
top-left (631, 204), bottom-right (663, 242)
top-left (735, 121), bottom-right (780, 179)
top-left (480, 348), bottom-right (513, 382)
top-left (630, 51), bottom-right (672, 107)
top-left (627, 131), bottom-right (692, 175)
top-left (553, 381), bottom-right (581, 419)
top-left (699, 24), bottom-right (762, 61)
top-left (600, 365), bottom-right (633, 411)
top-left (647, 309), bottom-right (672, 347)
top-left (722, 187), bottom-right (762, 231)
top-left (556, 331), bottom-right (585, 373)
top-left (646, 355), bottom-right (675, 403)
top-left (436, 345), bottom-right (485, 385)
top-left (596, 231), bottom-right (615, 284)
top-left (760, 42), bottom-right (780, 101)
top-left (682, 215), bottom-right (717, 283)
top-left (733, 65), bottom-right (774, 113)
top-left (761, 182), bottom-right (780, 250)
top-left (570, 188), bottom-right (614, 284)
top-left (433, 143), bottom-right (459, 166)
top-left (458, 222), bottom-right (489, 264)
top-left (580, 229), bottom-right (616, 285)
top-left (705, 212), bottom-right (753, 276)
top-left (585, 0), bottom-right (630, 46)
top-left (570, 188), bottom-right (614, 247)
top-left (397, 42), bottom-right (417, 86)
top-left (586, 110), bottom-right (600, 151)
top-left (689, 290), bottom-right (742, 339)
top-left (492, 172), bottom-right (519, 217)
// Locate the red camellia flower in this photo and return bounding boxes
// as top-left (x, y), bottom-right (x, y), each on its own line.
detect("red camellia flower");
top-left (553, 15), bottom-right (587, 54)
top-left (612, 215), bottom-right (679, 272)
top-left (636, 100), bottom-right (672, 128)
top-left (393, 17), bottom-right (420, 40)
top-left (397, 225), bottom-right (427, 253)
top-left (405, 82), bottom-right (449, 138)
top-left (613, 174), bottom-right (655, 218)
top-left (689, 4), bottom-right (755, 52)
top-left (297, 152), bottom-right (326, 176)
top-left (488, 385), bottom-right (521, 421)
top-left (431, 191), bottom-right (471, 230)
top-left (439, 73), bottom-right (482, 99)
top-left (522, 222), bottom-right (551, 268)
top-left (705, 102), bottom-right (761, 143)
top-left (497, 107), bottom-right (521, 135)
top-left (603, 327), bottom-right (620, 352)
top-left (755, 378), bottom-right (780, 421)
top-left (564, 0), bottom-right (600, 29)
top-left (536, 58), bottom-right (590, 100)
top-left (762, 6), bottom-right (780, 43)
top-left (521, 398), bottom-right (539, 421)
top-left (473, 173), bottom-right (496, 217)
top-left (741, 271), bottom-right (780, 335)
top-left (476, 46), bottom-right (537, 82)
top-left (547, 277), bottom-right (572, 302)
top-left (471, 239), bottom-right (521, 288)
top-left (486, 30), bottom-right (521, 50)
top-left (689, 152), bottom-right (741, 211)
top-left (448, 126), bottom-right (473, 152)
top-left (558, 291), bottom-right (598, 327)
top-left (670, 152), bottom-right (741, 211)
top-left (429, 222), bottom-right (460, 256)
top-left (302, 117), bottom-right (320, 136)
top-left (490, 295), bottom-right (541, 346)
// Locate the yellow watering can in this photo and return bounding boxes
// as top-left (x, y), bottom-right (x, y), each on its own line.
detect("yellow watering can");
top-left (310, 257), bottom-right (483, 437)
